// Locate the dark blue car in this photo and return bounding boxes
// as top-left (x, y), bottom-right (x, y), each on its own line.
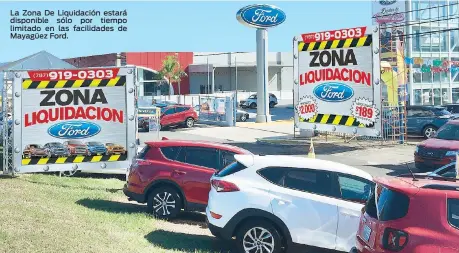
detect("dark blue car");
top-left (406, 106), bottom-right (452, 138)
top-left (85, 141), bottom-right (108, 156)
top-left (383, 106), bottom-right (453, 138)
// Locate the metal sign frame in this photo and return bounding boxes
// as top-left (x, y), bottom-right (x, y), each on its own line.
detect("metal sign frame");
top-left (9, 66), bottom-right (137, 174)
top-left (293, 25), bottom-right (382, 137)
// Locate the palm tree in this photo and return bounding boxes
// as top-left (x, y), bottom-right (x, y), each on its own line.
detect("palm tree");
top-left (158, 54), bottom-right (188, 95)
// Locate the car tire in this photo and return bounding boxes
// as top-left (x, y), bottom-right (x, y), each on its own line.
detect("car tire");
top-left (269, 101), bottom-right (275, 108)
top-left (146, 186), bottom-right (182, 220)
top-left (236, 219), bottom-right (284, 253)
top-left (185, 117), bottom-right (194, 128)
top-left (423, 125), bottom-right (437, 138)
top-left (250, 103), bottom-right (257, 109)
top-left (240, 114), bottom-right (247, 122)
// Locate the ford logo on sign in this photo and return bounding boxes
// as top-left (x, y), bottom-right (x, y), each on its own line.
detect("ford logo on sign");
top-left (236, 4), bottom-right (286, 29)
top-left (48, 121), bottom-right (101, 139)
top-left (379, 0), bottom-right (396, 5)
top-left (313, 82), bottom-right (354, 102)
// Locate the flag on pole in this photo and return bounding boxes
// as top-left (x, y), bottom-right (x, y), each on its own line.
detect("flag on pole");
top-left (308, 139), bottom-right (316, 159)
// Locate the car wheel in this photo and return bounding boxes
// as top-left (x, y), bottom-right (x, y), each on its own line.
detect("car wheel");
top-left (250, 103), bottom-right (257, 109)
top-left (269, 101), bottom-right (275, 108)
top-left (236, 219), bottom-right (283, 253)
top-left (240, 114), bottom-right (247, 122)
top-left (423, 125), bottom-right (437, 138)
top-left (185, 117), bottom-right (194, 128)
top-left (147, 186), bottom-right (182, 220)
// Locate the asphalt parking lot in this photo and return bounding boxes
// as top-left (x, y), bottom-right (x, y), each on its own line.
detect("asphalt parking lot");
top-left (139, 122), bottom-right (417, 178)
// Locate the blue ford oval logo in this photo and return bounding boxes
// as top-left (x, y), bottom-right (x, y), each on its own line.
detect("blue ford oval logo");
top-left (379, 0), bottom-right (396, 5)
top-left (236, 4), bottom-right (286, 28)
top-left (48, 121), bottom-right (101, 139)
top-left (313, 82), bottom-right (354, 102)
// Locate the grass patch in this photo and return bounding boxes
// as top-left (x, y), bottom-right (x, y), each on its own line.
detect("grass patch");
top-left (0, 174), bottom-right (233, 253)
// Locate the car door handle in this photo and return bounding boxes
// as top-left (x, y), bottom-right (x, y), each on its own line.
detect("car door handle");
top-left (174, 170), bottom-right (187, 175)
top-left (274, 198), bottom-right (291, 205)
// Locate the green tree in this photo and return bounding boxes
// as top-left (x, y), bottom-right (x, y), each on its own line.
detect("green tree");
top-left (158, 54), bottom-right (188, 95)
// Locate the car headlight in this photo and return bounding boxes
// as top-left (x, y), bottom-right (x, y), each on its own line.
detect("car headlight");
top-left (445, 151), bottom-right (459, 156)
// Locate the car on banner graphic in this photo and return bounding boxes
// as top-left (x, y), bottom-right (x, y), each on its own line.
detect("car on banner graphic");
top-left (63, 140), bottom-right (89, 156)
top-left (23, 144), bottom-right (47, 158)
top-left (43, 142), bottom-right (70, 157)
top-left (85, 141), bottom-right (108, 156)
top-left (105, 143), bottom-right (126, 155)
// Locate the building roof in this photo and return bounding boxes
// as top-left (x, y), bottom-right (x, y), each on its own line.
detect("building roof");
top-left (0, 50), bottom-right (76, 72)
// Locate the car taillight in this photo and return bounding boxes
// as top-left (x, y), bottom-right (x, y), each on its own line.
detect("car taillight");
top-left (211, 179), bottom-right (239, 192)
top-left (382, 228), bottom-right (409, 251)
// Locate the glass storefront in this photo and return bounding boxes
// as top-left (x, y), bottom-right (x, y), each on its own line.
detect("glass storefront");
top-left (137, 67), bottom-right (171, 96)
top-left (409, 0), bottom-right (459, 106)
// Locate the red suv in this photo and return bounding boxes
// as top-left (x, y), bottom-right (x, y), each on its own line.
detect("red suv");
top-left (351, 175), bottom-right (459, 253)
top-left (123, 139), bottom-right (251, 219)
top-left (160, 105), bottom-right (198, 129)
top-left (415, 120), bottom-right (459, 171)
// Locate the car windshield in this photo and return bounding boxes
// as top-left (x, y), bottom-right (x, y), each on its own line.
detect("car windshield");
top-left (49, 142), bottom-right (63, 147)
top-left (429, 162), bottom-right (457, 178)
top-left (434, 108), bottom-right (451, 116)
top-left (106, 143), bottom-right (114, 146)
top-left (435, 124), bottom-right (459, 140)
top-left (248, 95), bottom-right (256, 99)
top-left (30, 144), bottom-right (41, 148)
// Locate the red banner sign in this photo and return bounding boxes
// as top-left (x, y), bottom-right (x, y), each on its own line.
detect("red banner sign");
top-left (27, 68), bottom-right (120, 81)
top-left (301, 27), bottom-right (367, 43)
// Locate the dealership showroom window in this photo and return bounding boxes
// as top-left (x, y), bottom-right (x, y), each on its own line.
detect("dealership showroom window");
top-left (410, 0), bottom-right (459, 105)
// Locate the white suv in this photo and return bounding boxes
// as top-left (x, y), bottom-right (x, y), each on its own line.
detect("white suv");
top-left (206, 154), bottom-right (374, 253)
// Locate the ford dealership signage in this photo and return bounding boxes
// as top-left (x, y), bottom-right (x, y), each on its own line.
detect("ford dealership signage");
top-left (236, 4), bottom-right (286, 28)
top-left (48, 121), bottom-right (101, 139)
top-left (313, 82), bottom-right (354, 102)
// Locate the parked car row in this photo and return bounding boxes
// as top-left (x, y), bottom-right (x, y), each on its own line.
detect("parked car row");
top-left (123, 139), bottom-right (459, 253)
top-left (22, 141), bottom-right (126, 158)
top-left (138, 105), bottom-right (198, 131)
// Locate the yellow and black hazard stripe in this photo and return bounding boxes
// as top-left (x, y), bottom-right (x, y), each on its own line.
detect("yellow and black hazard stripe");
top-left (22, 154), bottom-right (127, 166)
top-left (300, 113), bottom-right (374, 128)
top-left (298, 35), bottom-right (372, 52)
top-left (22, 76), bottom-right (126, 90)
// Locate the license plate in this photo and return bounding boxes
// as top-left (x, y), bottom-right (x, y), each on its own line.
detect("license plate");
top-left (362, 225), bottom-right (372, 242)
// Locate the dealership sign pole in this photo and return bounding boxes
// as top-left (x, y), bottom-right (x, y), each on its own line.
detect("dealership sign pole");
top-left (11, 67), bottom-right (137, 173)
top-left (237, 4), bottom-right (286, 123)
top-left (293, 26), bottom-right (382, 137)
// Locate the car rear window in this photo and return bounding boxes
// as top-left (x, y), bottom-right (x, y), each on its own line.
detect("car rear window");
top-left (215, 161), bottom-right (246, 177)
top-left (448, 199), bottom-right (459, 229)
top-left (365, 184), bottom-right (410, 221)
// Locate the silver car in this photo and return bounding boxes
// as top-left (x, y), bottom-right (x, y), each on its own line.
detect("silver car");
top-left (240, 93), bottom-right (278, 109)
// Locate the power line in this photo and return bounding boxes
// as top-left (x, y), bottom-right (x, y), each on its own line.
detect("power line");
top-left (383, 14), bottom-right (459, 29)
top-left (380, 27), bottom-right (458, 40)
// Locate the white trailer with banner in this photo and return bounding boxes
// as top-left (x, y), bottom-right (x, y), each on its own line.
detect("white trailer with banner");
top-left (293, 26), bottom-right (382, 137)
top-left (2, 67), bottom-right (137, 174)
